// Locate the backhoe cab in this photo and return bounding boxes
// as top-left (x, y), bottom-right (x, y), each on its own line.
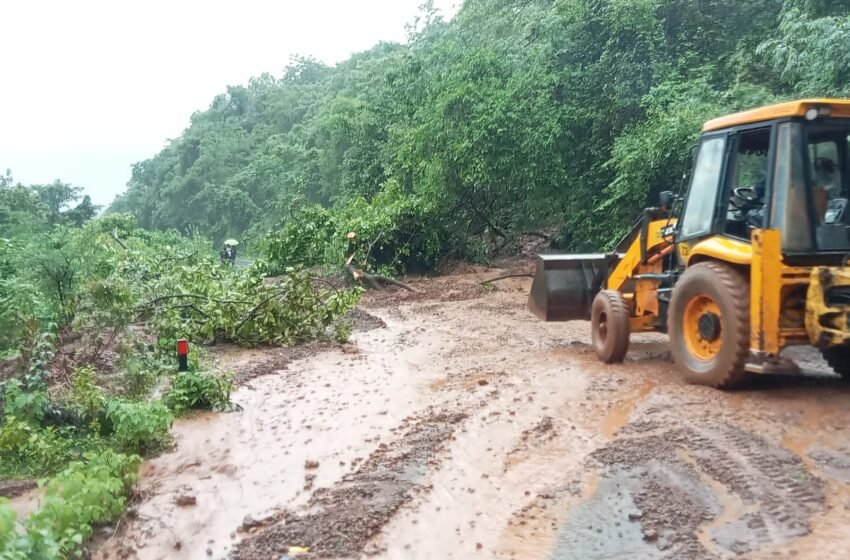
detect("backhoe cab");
top-left (530, 99), bottom-right (850, 388)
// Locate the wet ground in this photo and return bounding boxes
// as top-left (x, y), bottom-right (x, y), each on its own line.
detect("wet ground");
top-left (18, 265), bottom-right (850, 559)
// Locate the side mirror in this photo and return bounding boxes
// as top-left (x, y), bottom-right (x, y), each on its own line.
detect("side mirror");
top-left (659, 191), bottom-right (674, 211)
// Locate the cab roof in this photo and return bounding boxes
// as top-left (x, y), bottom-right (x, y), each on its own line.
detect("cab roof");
top-left (703, 98), bottom-right (850, 132)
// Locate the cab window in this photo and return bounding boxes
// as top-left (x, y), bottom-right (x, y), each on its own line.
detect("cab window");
top-left (680, 136), bottom-right (726, 239)
top-left (723, 128), bottom-right (771, 239)
top-left (808, 138), bottom-right (844, 223)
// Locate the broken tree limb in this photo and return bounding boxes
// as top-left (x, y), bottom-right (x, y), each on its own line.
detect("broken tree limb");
top-left (157, 251), bottom-right (198, 265)
top-left (480, 273), bottom-right (533, 285)
top-left (363, 232), bottom-right (384, 266)
top-left (112, 227), bottom-right (128, 250)
top-left (138, 294), bottom-right (253, 309)
top-left (345, 264), bottom-right (420, 293)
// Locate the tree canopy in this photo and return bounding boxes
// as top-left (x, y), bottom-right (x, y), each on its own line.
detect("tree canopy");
top-left (111, 0), bottom-right (850, 264)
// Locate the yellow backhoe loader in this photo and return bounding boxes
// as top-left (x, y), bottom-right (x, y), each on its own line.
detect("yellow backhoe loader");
top-left (530, 99), bottom-right (850, 388)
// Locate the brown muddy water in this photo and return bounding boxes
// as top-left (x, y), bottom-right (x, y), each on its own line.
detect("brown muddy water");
top-left (11, 267), bottom-right (850, 560)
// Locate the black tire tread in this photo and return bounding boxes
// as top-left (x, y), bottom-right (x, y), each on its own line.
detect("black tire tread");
top-left (669, 261), bottom-right (750, 389)
top-left (592, 290), bottom-right (631, 364)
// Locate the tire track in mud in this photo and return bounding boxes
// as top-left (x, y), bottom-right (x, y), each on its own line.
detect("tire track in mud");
top-left (575, 420), bottom-right (825, 559)
top-left (233, 408), bottom-right (468, 559)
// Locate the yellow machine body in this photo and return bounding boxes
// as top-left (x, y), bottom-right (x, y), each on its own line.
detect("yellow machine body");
top-left (529, 98), bottom-right (850, 384)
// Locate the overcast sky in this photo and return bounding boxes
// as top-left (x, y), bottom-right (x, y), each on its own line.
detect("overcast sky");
top-left (0, 0), bottom-right (459, 207)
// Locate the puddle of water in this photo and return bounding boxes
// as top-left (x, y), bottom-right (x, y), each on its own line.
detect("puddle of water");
top-left (91, 315), bottom-right (451, 559)
top-left (549, 471), bottom-right (659, 560)
top-left (7, 489), bottom-right (43, 530)
top-left (601, 379), bottom-right (656, 438)
top-left (498, 471), bottom-right (602, 560)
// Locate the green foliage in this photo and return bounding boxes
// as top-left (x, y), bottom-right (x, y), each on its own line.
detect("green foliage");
top-left (3, 380), bottom-right (49, 423)
top-left (1, 175), bottom-right (99, 241)
top-left (260, 205), bottom-right (336, 270)
top-left (118, 347), bottom-right (174, 400)
top-left (0, 418), bottom-right (81, 479)
top-left (65, 366), bottom-right (105, 418)
top-left (165, 371), bottom-right (234, 415)
top-left (262, 184), bottom-right (454, 274)
top-left (756, 8), bottom-right (850, 97)
top-left (0, 450), bottom-right (140, 559)
top-left (0, 501), bottom-right (23, 559)
top-left (333, 321), bottom-right (353, 344)
top-left (0, 277), bottom-right (56, 361)
top-left (108, 0), bottom-right (846, 257)
top-left (135, 257), bottom-right (360, 347)
top-left (104, 399), bottom-right (173, 455)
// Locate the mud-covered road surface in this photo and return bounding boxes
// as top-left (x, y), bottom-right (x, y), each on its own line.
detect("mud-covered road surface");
top-left (75, 265), bottom-right (850, 559)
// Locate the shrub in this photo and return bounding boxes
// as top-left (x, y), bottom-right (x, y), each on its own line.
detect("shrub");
top-left (333, 321), bottom-right (353, 344)
top-left (165, 371), bottom-right (234, 415)
top-left (118, 344), bottom-right (174, 400)
top-left (104, 399), bottom-right (173, 455)
top-left (0, 450), bottom-right (141, 558)
top-left (0, 500), bottom-right (26, 559)
top-left (261, 205), bottom-right (336, 271)
top-left (65, 366), bottom-right (105, 418)
top-left (261, 185), bottom-right (455, 276)
top-left (2, 380), bottom-right (48, 423)
top-left (0, 418), bottom-right (82, 479)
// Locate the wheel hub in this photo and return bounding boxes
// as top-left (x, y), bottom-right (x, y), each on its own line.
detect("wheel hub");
top-left (682, 294), bottom-right (723, 362)
top-left (698, 312), bottom-right (721, 342)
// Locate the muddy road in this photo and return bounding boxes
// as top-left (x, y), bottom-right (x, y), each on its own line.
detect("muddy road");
top-left (78, 266), bottom-right (850, 559)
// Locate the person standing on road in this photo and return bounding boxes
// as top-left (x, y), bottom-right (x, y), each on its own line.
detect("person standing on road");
top-left (221, 239), bottom-right (239, 266)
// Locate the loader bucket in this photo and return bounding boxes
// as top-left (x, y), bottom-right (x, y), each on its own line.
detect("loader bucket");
top-left (528, 254), bottom-right (609, 321)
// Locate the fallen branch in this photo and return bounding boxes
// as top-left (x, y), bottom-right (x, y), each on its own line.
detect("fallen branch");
top-left (157, 251), bottom-right (198, 265)
top-left (112, 228), bottom-right (128, 250)
top-left (345, 264), bottom-right (419, 293)
top-left (363, 232), bottom-right (384, 266)
top-left (138, 294), bottom-right (252, 309)
top-left (480, 273), bottom-right (533, 285)
top-left (234, 285), bottom-right (297, 334)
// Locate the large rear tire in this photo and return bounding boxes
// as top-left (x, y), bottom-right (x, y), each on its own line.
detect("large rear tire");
top-left (822, 346), bottom-right (850, 378)
top-left (591, 290), bottom-right (631, 364)
top-left (669, 262), bottom-right (750, 389)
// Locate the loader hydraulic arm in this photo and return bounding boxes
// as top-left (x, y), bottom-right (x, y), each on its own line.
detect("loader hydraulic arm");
top-left (607, 213), bottom-right (676, 293)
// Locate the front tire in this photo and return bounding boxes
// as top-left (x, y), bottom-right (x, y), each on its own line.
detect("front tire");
top-left (591, 290), bottom-right (631, 364)
top-left (669, 262), bottom-right (750, 389)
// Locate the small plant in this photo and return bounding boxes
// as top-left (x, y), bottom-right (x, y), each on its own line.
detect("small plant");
top-left (165, 371), bottom-right (234, 415)
top-left (0, 449), bottom-right (140, 558)
top-left (65, 366), bottom-right (105, 417)
top-left (0, 418), bottom-right (82, 479)
top-left (0, 499), bottom-right (26, 559)
top-left (118, 344), bottom-right (172, 400)
top-left (104, 399), bottom-right (173, 455)
top-left (2, 380), bottom-right (48, 423)
top-left (333, 321), bottom-right (353, 344)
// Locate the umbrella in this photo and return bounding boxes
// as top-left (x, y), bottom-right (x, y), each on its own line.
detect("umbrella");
top-left (224, 239), bottom-right (239, 246)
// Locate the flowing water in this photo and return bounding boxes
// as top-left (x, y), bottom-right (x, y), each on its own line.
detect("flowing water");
top-left (10, 268), bottom-right (850, 559)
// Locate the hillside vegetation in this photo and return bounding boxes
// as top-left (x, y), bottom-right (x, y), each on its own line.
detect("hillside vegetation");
top-left (0, 179), bottom-right (357, 556)
top-left (111, 0), bottom-right (850, 272)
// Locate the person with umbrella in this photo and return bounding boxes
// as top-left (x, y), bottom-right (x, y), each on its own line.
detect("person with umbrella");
top-left (221, 239), bottom-right (239, 266)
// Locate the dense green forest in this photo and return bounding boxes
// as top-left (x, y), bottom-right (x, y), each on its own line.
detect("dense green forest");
top-left (111, 0), bottom-right (850, 272)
